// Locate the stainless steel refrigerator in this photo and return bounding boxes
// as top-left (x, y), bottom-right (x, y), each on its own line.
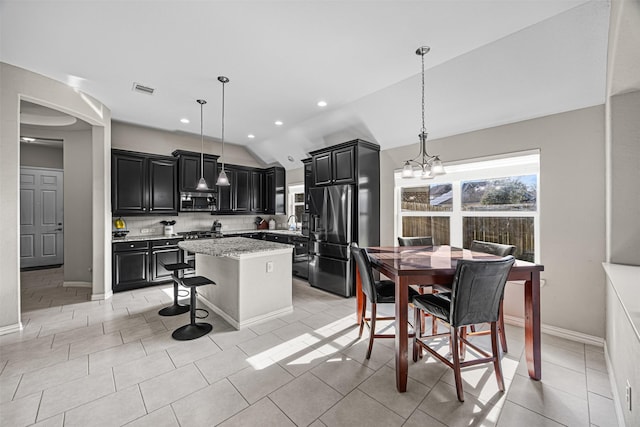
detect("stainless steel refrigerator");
top-left (307, 185), bottom-right (353, 296)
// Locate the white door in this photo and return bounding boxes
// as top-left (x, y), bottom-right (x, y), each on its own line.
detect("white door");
top-left (20, 167), bottom-right (64, 268)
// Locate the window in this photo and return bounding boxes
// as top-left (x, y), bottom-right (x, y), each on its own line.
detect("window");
top-left (288, 184), bottom-right (304, 226)
top-left (395, 153), bottom-right (539, 262)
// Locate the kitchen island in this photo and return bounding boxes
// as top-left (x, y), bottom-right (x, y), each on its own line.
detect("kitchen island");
top-left (179, 237), bottom-right (293, 329)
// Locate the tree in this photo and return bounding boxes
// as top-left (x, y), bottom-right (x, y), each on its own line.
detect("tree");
top-left (481, 179), bottom-right (527, 205)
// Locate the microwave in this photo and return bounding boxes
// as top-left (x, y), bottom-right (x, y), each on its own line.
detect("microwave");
top-left (179, 192), bottom-right (217, 212)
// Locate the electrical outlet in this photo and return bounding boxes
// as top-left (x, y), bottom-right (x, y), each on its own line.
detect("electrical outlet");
top-left (266, 261), bottom-right (274, 273)
top-left (626, 380), bottom-right (632, 411)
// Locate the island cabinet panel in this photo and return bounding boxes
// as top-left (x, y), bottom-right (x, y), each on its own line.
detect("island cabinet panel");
top-left (112, 149), bottom-right (178, 216)
top-left (172, 150), bottom-right (219, 193)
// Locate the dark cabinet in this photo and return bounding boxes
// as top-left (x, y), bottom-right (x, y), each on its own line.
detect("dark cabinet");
top-left (217, 166), bottom-right (251, 213)
top-left (311, 145), bottom-right (355, 186)
top-left (112, 152), bottom-right (146, 214)
top-left (250, 170), bottom-right (265, 213)
top-left (112, 241), bottom-right (150, 292)
top-left (148, 158), bottom-right (179, 213)
top-left (234, 168), bottom-right (251, 212)
top-left (303, 159), bottom-right (312, 212)
top-left (150, 239), bottom-right (182, 282)
top-left (112, 150), bottom-right (178, 216)
top-left (172, 150), bottom-right (218, 193)
top-left (265, 167), bottom-right (286, 215)
top-left (217, 165), bottom-right (284, 215)
top-left (113, 238), bottom-right (183, 292)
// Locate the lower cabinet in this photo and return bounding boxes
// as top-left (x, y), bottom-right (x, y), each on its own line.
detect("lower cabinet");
top-left (112, 238), bottom-right (183, 292)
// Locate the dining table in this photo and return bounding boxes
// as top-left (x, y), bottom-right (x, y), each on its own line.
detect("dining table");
top-left (358, 245), bottom-right (545, 393)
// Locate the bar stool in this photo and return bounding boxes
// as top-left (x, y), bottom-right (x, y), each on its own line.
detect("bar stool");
top-left (172, 276), bottom-right (215, 340)
top-left (158, 262), bottom-right (191, 316)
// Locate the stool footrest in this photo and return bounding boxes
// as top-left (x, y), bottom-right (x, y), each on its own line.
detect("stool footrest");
top-left (172, 323), bottom-right (212, 341)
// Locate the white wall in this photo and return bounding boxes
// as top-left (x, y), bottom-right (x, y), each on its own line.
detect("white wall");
top-left (381, 106), bottom-right (606, 338)
top-left (0, 62), bottom-right (111, 332)
top-left (111, 121), bottom-right (265, 168)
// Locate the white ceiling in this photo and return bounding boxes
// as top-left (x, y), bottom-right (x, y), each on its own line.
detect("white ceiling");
top-left (0, 1), bottom-right (610, 169)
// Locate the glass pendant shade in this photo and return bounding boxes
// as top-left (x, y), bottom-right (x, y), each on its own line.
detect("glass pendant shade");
top-left (196, 177), bottom-right (208, 190)
top-left (401, 161), bottom-right (414, 178)
top-left (431, 157), bottom-right (445, 175)
top-left (216, 169), bottom-right (229, 186)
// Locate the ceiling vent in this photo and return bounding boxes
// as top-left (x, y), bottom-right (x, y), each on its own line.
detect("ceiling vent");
top-left (132, 82), bottom-right (155, 95)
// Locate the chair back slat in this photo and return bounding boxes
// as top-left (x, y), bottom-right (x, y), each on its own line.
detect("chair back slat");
top-left (450, 256), bottom-right (515, 327)
top-left (350, 243), bottom-right (378, 303)
top-left (398, 236), bottom-right (433, 247)
top-left (470, 240), bottom-right (516, 257)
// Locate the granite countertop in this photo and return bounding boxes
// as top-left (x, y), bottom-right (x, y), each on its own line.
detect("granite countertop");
top-left (224, 229), bottom-right (304, 237)
top-left (112, 233), bottom-right (183, 242)
top-left (179, 236), bottom-right (293, 257)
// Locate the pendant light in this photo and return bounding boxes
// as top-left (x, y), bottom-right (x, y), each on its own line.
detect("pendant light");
top-left (196, 99), bottom-right (209, 190)
top-left (402, 46), bottom-right (445, 179)
top-left (215, 76), bottom-right (231, 186)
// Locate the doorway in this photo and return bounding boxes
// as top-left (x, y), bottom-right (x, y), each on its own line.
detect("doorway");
top-left (20, 166), bottom-right (64, 269)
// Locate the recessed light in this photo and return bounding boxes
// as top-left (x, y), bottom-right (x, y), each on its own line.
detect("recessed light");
top-left (247, 134), bottom-right (255, 139)
top-left (274, 120), bottom-right (283, 126)
top-left (180, 118), bottom-right (190, 124)
top-left (317, 100), bottom-right (327, 107)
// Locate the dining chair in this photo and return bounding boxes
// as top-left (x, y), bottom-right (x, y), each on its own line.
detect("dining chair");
top-left (412, 256), bottom-right (515, 402)
top-left (397, 236), bottom-right (438, 334)
top-left (397, 236), bottom-right (433, 246)
top-left (351, 242), bottom-right (419, 359)
top-left (469, 240), bottom-right (516, 352)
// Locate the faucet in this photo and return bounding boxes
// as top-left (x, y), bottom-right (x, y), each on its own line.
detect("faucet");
top-left (287, 215), bottom-right (298, 230)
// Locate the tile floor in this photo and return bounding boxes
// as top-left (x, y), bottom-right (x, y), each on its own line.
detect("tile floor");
top-left (0, 267), bottom-right (620, 426)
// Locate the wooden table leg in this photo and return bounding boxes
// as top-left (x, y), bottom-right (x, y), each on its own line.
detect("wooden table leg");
top-left (395, 275), bottom-right (408, 392)
top-left (524, 271), bottom-right (541, 380)
top-left (355, 266), bottom-right (364, 325)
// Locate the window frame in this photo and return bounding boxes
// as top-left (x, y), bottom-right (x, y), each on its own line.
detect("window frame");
top-left (394, 152), bottom-right (540, 263)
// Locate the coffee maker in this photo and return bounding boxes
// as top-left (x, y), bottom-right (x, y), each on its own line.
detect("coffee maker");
top-left (211, 220), bottom-right (222, 235)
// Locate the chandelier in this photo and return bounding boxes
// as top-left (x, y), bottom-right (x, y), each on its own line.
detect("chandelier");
top-left (402, 46), bottom-right (445, 179)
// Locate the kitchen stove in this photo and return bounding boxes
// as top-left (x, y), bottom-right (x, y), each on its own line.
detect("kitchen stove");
top-left (181, 230), bottom-right (223, 240)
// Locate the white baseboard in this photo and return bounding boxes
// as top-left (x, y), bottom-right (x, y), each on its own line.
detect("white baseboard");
top-left (0, 322), bottom-right (23, 336)
top-left (503, 314), bottom-right (605, 347)
top-left (604, 342), bottom-right (627, 427)
top-left (63, 281), bottom-right (92, 288)
top-left (91, 290), bottom-right (113, 301)
top-left (198, 294), bottom-right (293, 330)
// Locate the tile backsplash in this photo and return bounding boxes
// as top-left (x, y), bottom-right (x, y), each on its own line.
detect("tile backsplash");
top-left (114, 213), bottom-right (289, 236)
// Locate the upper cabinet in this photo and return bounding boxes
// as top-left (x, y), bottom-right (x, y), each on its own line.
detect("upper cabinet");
top-left (172, 150), bottom-right (218, 193)
top-left (217, 166), bottom-right (266, 214)
top-left (112, 149), bottom-right (178, 216)
top-left (265, 166), bottom-right (285, 215)
top-left (311, 145), bottom-right (355, 186)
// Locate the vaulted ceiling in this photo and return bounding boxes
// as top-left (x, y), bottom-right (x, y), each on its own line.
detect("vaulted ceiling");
top-left (0, 1), bottom-right (610, 169)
